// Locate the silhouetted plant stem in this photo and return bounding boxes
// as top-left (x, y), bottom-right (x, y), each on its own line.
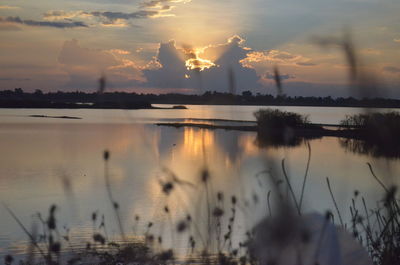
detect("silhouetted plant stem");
top-left (367, 162), bottom-right (389, 193)
top-left (267, 190), bottom-right (272, 217)
top-left (103, 150), bottom-right (126, 241)
top-left (326, 177), bottom-right (344, 227)
top-left (204, 180), bottom-right (211, 249)
top-left (299, 142), bottom-right (311, 211)
top-left (3, 204), bottom-right (47, 261)
top-left (281, 159), bottom-right (300, 214)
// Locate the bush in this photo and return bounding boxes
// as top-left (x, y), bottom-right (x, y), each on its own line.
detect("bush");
top-left (254, 109), bottom-right (310, 129)
top-left (339, 112), bottom-right (400, 158)
top-left (340, 112), bottom-right (400, 130)
top-left (254, 109), bottom-right (312, 147)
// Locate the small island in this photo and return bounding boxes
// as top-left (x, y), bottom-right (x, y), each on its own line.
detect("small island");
top-left (29, 115), bottom-right (82, 119)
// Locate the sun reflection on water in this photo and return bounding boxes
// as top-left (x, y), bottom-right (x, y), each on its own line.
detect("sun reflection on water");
top-left (182, 128), bottom-right (214, 157)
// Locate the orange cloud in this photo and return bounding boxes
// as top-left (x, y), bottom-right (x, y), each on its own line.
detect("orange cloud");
top-left (58, 39), bottom-right (145, 89)
top-left (0, 5), bottom-right (19, 9)
top-left (109, 49), bottom-right (131, 55)
top-left (241, 49), bottom-right (316, 68)
top-left (43, 10), bottom-right (85, 21)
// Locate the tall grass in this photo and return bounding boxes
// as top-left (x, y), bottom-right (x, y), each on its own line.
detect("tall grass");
top-left (346, 163), bottom-right (400, 265)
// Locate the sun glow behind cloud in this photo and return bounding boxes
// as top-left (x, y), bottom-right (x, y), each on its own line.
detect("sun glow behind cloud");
top-left (185, 55), bottom-right (215, 71)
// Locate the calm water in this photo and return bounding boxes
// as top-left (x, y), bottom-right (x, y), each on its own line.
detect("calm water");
top-left (0, 105), bottom-right (399, 256)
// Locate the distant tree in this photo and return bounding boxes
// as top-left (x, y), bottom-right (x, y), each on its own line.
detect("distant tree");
top-left (34, 89), bottom-right (43, 95)
top-left (242, 90), bottom-right (253, 97)
top-left (14, 88), bottom-right (23, 95)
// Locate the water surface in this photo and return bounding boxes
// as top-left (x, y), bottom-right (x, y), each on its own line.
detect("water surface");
top-left (0, 105), bottom-right (398, 256)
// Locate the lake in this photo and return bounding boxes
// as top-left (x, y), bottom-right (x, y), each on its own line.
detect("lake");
top-left (0, 105), bottom-right (399, 257)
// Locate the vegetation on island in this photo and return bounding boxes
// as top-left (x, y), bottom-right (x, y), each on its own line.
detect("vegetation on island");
top-left (339, 112), bottom-right (400, 158)
top-left (254, 109), bottom-right (322, 147)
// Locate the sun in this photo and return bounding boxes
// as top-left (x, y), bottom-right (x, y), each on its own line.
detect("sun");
top-left (185, 57), bottom-right (215, 71)
top-left (184, 48), bottom-right (215, 71)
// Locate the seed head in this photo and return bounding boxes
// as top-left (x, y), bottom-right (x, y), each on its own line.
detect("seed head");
top-left (103, 150), bottom-right (110, 161)
top-left (213, 207), bottom-right (224, 217)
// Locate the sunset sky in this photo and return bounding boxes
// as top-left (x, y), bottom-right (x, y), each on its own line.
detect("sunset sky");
top-left (0, 0), bottom-right (399, 97)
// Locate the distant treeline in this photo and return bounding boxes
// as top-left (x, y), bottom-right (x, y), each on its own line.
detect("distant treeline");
top-left (2, 88), bottom-right (400, 108)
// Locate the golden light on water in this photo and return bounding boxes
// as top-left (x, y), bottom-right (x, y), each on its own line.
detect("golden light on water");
top-left (239, 134), bottom-right (260, 156)
top-left (182, 127), bottom-right (214, 156)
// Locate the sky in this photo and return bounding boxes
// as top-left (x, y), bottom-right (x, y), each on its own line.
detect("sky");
top-left (0, 0), bottom-right (399, 97)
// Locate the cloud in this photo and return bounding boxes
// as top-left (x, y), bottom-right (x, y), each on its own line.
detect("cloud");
top-left (0, 16), bottom-right (87, 28)
top-left (383, 66), bottom-right (400, 74)
top-left (142, 40), bottom-right (188, 88)
top-left (142, 36), bottom-right (261, 93)
top-left (40, 0), bottom-right (190, 27)
top-left (43, 10), bottom-right (85, 21)
top-left (264, 72), bottom-right (295, 80)
top-left (58, 39), bottom-right (144, 90)
top-left (88, 10), bottom-right (159, 21)
top-left (241, 49), bottom-right (315, 67)
top-left (100, 18), bottom-right (130, 27)
top-left (109, 49), bottom-right (131, 55)
top-left (296, 62), bottom-right (317, 66)
top-left (267, 50), bottom-right (300, 61)
top-left (0, 5), bottom-right (19, 9)
top-left (40, 9), bottom-right (173, 27)
top-left (141, 0), bottom-right (191, 8)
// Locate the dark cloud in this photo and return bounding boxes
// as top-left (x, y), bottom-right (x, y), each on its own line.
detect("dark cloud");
top-left (142, 0), bottom-right (169, 7)
top-left (88, 10), bottom-right (159, 22)
top-left (161, 5), bottom-right (172, 11)
top-left (40, 8), bottom-right (172, 27)
top-left (41, 0), bottom-right (184, 27)
top-left (383, 66), bottom-right (400, 74)
top-left (296, 62), bottom-right (317, 66)
top-left (0, 16), bottom-right (88, 28)
top-left (199, 36), bottom-right (261, 93)
top-left (143, 36), bottom-right (261, 93)
top-left (265, 72), bottom-right (295, 80)
top-left (143, 41), bottom-right (188, 88)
